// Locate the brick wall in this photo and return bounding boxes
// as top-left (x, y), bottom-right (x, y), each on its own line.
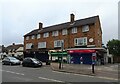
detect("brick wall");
top-left (24, 16), bottom-right (102, 51)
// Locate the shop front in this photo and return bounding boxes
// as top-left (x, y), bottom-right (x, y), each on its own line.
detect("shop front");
top-left (67, 48), bottom-right (107, 65)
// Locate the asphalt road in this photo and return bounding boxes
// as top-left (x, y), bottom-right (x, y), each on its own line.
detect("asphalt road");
top-left (1, 63), bottom-right (119, 83)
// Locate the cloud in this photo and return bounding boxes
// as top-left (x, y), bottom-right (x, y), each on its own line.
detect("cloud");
top-left (1, 0), bottom-right (119, 46)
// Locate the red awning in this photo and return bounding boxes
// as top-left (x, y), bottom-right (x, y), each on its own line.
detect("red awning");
top-left (68, 50), bottom-right (96, 53)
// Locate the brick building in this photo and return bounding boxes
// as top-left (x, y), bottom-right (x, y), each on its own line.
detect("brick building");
top-left (24, 14), bottom-right (103, 63)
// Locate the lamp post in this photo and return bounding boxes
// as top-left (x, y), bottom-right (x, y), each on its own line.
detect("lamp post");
top-left (59, 40), bottom-right (64, 69)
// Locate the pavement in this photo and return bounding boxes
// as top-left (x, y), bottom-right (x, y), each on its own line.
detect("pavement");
top-left (51, 63), bottom-right (119, 79)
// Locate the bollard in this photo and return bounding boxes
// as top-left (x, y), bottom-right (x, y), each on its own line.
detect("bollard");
top-left (92, 63), bottom-right (95, 74)
top-left (59, 62), bottom-right (61, 69)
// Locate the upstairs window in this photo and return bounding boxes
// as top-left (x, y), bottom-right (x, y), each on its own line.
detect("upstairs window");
top-left (26, 43), bottom-right (33, 49)
top-left (54, 40), bottom-right (64, 47)
top-left (43, 32), bottom-right (49, 38)
top-left (37, 34), bottom-right (41, 39)
top-left (62, 29), bottom-right (68, 35)
top-left (74, 37), bottom-right (87, 46)
top-left (38, 42), bottom-right (46, 48)
top-left (26, 36), bottom-right (29, 40)
top-left (72, 27), bottom-right (77, 34)
top-left (82, 25), bottom-right (89, 32)
top-left (31, 35), bottom-right (35, 39)
top-left (52, 31), bottom-right (58, 36)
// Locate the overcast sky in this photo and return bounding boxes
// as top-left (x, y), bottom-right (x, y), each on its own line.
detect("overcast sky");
top-left (0, 0), bottom-right (119, 47)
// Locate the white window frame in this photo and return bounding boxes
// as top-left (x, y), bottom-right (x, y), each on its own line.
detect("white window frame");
top-left (37, 34), bottom-right (41, 39)
top-left (26, 43), bottom-right (33, 49)
top-left (52, 31), bottom-right (58, 36)
top-left (72, 27), bottom-right (77, 34)
top-left (38, 42), bottom-right (46, 48)
top-left (74, 37), bottom-right (87, 46)
top-left (31, 35), bottom-right (35, 39)
top-left (43, 32), bottom-right (49, 38)
top-left (54, 40), bottom-right (64, 47)
top-left (26, 36), bottom-right (29, 40)
top-left (62, 29), bottom-right (68, 35)
top-left (82, 25), bottom-right (89, 32)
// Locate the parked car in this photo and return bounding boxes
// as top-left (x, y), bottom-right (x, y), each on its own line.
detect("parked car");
top-left (22, 57), bottom-right (42, 67)
top-left (2, 56), bottom-right (21, 65)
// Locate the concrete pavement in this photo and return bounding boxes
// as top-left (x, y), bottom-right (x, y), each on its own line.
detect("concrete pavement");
top-left (51, 63), bottom-right (118, 79)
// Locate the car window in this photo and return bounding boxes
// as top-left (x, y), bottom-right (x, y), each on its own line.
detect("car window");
top-left (9, 57), bottom-right (19, 61)
top-left (25, 59), bottom-right (32, 62)
top-left (4, 58), bottom-right (10, 61)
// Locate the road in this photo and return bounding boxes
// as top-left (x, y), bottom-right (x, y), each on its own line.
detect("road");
top-left (1, 63), bottom-right (118, 83)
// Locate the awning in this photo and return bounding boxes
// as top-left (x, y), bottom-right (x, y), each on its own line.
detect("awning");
top-left (68, 50), bottom-right (96, 53)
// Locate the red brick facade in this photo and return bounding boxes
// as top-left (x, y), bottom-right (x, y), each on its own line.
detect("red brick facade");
top-left (24, 14), bottom-right (102, 51)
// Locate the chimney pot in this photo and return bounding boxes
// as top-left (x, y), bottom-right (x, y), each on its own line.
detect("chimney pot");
top-left (39, 22), bottom-right (43, 29)
top-left (70, 13), bottom-right (75, 23)
top-left (13, 43), bottom-right (15, 45)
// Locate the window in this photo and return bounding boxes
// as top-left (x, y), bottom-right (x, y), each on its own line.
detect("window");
top-left (26, 36), bottom-right (29, 40)
top-left (74, 37), bottom-right (87, 46)
top-left (26, 43), bottom-right (33, 49)
top-left (72, 27), bottom-right (77, 34)
top-left (54, 40), bottom-right (64, 47)
top-left (43, 32), bottom-right (49, 38)
top-left (62, 29), bottom-right (68, 35)
top-left (31, 35), bottom-right (35, 39)
top-left (82, 25), bottom-right (89, 32)
top-left (52, 31), bottom-right (58, 36)
top-left (38, 42), bottom-right (46, 48)
top-left (37, 34), bottom-right (40, 39)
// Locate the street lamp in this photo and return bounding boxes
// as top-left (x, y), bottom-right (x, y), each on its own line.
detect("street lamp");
top-left (59, 40), bottom-right (64, 69)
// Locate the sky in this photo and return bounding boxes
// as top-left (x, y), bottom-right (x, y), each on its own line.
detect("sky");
top-left (0, 0), bottom-right (119, 47)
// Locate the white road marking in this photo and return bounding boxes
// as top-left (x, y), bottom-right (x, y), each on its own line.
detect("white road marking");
top-left (1, 69), bottom-right (24, 76)
top-left (73, 73), bottom-right (94, 77)
top-left (52, 71), bottom-right (70, 74)
top-left (98, 76), bottom-right (118, 81)
top-left (38, 76), bottom-right (64, 82)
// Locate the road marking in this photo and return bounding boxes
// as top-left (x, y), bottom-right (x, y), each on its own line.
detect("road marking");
top-left (52, 71), bottom-right (70, 74)
top-left (1, 69), bottom-right (24, 76)
top-left (97, 76), bottom-right (118, 81)
top-left (52, 71), bottom-right (94, 77)
top-left (38, 76), bottom-right (64, 82)
top-left (73, 73), bottom-right (94, 77)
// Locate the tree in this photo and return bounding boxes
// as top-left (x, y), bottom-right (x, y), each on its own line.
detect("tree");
top-left (107, 39), bottom-right (120, 57)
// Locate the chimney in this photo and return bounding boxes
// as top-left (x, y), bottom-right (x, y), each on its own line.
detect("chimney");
top-left (39, 22), bottom-right (43, 30)
top-left (70, 13), bottom-right (75, 23)
top-left (12, 43), bottom-right (15, 45)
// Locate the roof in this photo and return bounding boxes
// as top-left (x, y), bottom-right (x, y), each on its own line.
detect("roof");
top-left (6, 44), bottom-right (23, 51)
top-left (24, 15), bottom-right (99, 37)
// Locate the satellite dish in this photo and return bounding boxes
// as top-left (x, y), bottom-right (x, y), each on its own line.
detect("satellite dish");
top-left (89, 38), bottom-right (94, 42)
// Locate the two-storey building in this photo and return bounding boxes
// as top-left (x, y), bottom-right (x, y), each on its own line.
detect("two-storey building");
top-left (24, 14), bottom-right (106, 64)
